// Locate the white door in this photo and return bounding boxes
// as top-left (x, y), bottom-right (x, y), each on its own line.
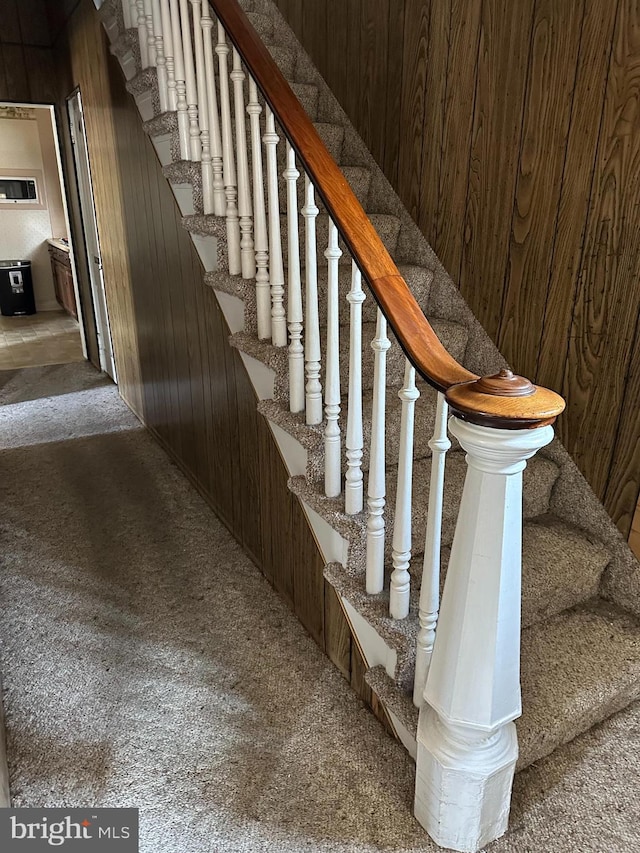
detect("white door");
top-left (67, 91), bottom-right (117, 382)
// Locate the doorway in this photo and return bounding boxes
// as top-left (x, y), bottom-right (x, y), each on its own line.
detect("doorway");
top-left (0, 103), bottom-right (86, 371)
top-left (67, 90), bottom-right (117, 382)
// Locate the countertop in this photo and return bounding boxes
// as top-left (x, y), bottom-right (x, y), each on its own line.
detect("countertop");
top-left (47, 238), bottom-right (70, 253)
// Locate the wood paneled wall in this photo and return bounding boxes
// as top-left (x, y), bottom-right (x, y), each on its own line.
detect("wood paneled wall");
top-left (275, 0), bottom-right (640, 537)
top-left (0, 0), bottom-right (58, 103)
top-left (52, 0), bottom-right (392, 728)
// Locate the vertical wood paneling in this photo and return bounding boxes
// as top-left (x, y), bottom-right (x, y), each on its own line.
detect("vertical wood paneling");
top-left (536, 0), bottom-right (620, 403)
top-left (358, 0), bottom-right (389, 168)
top-left (459, 0), bottom-right (535, 341)
top-left (562, 0), bottom-right (640, 498)
top-left (497, 0), bottom-right (584, 379)
top-left (382, 1), bottom-right (406, 187)
top-left (429, 0), bottom-right (482, 278)
top-left (397, 0), bottom-right (431, 218)
top-left (273, 0), bottom-right (640, 529)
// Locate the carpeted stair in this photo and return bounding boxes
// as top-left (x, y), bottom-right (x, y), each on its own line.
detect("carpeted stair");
top-left (101, 0), bottom-right (640, 780)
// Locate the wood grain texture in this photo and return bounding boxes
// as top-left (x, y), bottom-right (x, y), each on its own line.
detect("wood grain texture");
top-left (497, 0), bottom-right (584, 379)
top-left (562, 0), bottom-right (640, 499)
top-left (397, 0), bottom-right (430, 219)
top-left (536, 0), bottom-right (620, 406)
top-left (273, 0), bottom-right (640, 529)
top-left (459, 0), bottom-right (535, 341)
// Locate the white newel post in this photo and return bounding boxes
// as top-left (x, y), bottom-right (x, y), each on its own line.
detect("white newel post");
top-left (159, 0), bottom-right (176, 111)
top-left (415, 416), bottom-right (554, 853)
top-left (169, 0), bottom-right (189, 159)
top-left (152, 0), bottom-right (168, 111)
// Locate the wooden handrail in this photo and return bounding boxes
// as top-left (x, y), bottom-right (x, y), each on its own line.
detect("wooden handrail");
top-left (209, 0), bottom-right (565, 428)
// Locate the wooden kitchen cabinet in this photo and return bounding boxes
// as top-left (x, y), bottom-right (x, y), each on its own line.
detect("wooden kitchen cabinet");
top-left (48, 243), bottom-right (77, 319)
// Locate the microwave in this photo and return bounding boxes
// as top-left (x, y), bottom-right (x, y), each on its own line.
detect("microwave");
top-left (0, 176), bottom-right (39, 203)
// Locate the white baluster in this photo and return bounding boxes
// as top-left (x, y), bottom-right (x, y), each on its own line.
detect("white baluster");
top-left (190, 1), bottom-right (213, 212)
top-left (144, 0), bottom-right (156, 65)
top-left (366, 309), bottom-right (390, 594)
top-left (231, 49), bottom-right (255, 279)
top-left (389, 362), bottom-right (419, 619)
top-left (122, 0), bottom-right (133, 28)
top-left (179, 0), bottom-right (200, 161)
top-left (216, 23), bottom-right (241, 274)
top-left (264, 107), bottom-right (286, 345)
top-left (324, 219), bottom-right (342, 497)
top-left (345, 261), bottom-right (365, 515)
top-left (152, 0), bottom-right (168, 112)
top-left (136, 0), bottom-right (149, 68)
top-left (159, 0), bottom-right (176, 111)
top-left (247, 80), bottom-right (270, 338)
top-left (285, 144), bottom-right (304, 411)
top-left (169, 0), bottom-right (189, 159)
top-left (303, 177), bottom-right (322, 424)
top-left (413, 392), bottom-right (450, 707)
top-left (415, 418), bottom-right (554, 852)
top-left (201, 14), bottom-right (225, 216)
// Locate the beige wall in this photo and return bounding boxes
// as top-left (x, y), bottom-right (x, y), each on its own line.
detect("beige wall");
top-left (0, 106), bottom-right (66, 310)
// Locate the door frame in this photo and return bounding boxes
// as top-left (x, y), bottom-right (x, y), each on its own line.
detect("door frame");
top-left (66, 88), bottom-right (117, 382)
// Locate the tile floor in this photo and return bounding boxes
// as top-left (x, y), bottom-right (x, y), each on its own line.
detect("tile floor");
top-left (0, 310), bottom-right (84, 370)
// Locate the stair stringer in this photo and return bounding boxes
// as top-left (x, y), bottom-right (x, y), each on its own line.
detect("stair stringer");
top-left (101, 2), bottom-right (411, 742)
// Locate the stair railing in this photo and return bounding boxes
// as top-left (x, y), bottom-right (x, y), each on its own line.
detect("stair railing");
top-left (126, 2), bottom-right (565, 850)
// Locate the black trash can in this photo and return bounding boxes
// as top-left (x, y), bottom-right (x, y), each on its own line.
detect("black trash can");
top-left (0, 260), bottom-right (36, 316)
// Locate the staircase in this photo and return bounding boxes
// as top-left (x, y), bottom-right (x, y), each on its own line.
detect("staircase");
top-left (101, 1), bottom-right (640, 850)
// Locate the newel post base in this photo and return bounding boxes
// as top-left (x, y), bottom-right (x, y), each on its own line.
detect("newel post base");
top-left (414, 417), bottom-right (554, 852)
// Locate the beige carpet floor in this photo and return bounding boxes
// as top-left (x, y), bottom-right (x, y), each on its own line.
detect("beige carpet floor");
top-left (0, 362), bottom-right (638, 852)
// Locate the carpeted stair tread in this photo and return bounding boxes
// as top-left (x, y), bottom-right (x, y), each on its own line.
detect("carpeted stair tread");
top-left (290, 451), bottom-right (559, 570)
top-left (281, 211), bottom-right (400, 267)
top-left (265, 43), bottom-right (297, 82)
top-left (125, 65), bottom-right (157, 98)
top-left (323, 515), bottom-right (612, 693)
top-left (258, 380), bottom-right (449, 482)
top-left (245, 10), bottom-right (275, 41)
top-left (280, 164), bottom-right (372, 212)
top-left (290, 82), bottom-right (320, 121)
top-left (517, 599), bottom-right (640, 769)
top-left (229, 317), bottom-right (468, 398)
top-left (363, 598), bottom-right (640, 772)
top-left (143, 110), bottom-right (178, 138)
top-left (110, 27), bottom-right (139, 63)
